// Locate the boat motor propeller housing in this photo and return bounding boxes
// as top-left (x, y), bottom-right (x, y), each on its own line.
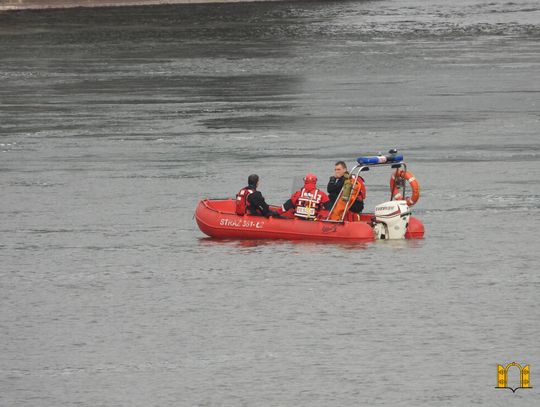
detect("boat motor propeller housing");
top-left (373, 200), bottom-right (411, 240)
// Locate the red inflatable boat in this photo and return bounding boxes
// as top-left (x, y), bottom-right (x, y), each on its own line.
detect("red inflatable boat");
top-left (195, 199), bottom-right (424, 241)
top-left (195, 151), bottom-right (425, 242)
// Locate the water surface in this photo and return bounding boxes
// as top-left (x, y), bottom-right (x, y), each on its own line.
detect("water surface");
top-left (1, 1), bottom-right (539, 405)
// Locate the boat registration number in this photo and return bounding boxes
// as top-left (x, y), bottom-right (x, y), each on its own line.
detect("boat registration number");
top-left (219, 218), bottom-right (264, 229)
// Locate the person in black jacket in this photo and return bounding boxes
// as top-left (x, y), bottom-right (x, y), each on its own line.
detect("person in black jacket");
top-left (327, 161), bottom-right (364, 213)
top-left (236, 174), bottom-right (282, 218)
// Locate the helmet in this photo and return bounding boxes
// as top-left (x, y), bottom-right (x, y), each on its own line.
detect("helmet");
top-left (303, 173), bottom-right (317, 184)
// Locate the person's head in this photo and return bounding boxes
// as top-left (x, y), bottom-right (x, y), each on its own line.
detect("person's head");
top-left (248, 174), bottom-right (259, 188)
top-left (303, 173), bottom-right (318, 190)
top-left (334, 161), bottom-right (347, 178)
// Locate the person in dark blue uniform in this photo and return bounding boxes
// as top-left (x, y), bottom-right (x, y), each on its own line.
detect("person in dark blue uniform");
top-left (327, 161), bottom-right (364, 213)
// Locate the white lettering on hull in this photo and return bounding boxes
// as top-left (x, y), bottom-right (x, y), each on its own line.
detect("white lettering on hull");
top-left (219, 218), bottom-right (264, 229)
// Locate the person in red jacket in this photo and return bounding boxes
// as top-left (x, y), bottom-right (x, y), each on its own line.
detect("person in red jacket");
top-left (281, 173), bottom-right (331, 220)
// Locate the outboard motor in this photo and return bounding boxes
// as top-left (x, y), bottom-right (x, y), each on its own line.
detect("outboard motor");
top-left (373, 200), bottom-right (411, 240)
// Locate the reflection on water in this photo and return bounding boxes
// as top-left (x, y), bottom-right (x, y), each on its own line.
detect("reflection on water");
top-left (198, 236), bottom-right (372, 251)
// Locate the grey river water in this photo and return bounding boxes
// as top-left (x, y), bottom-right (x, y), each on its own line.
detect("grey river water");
top-left (1, 0), bottom-right (539, 406)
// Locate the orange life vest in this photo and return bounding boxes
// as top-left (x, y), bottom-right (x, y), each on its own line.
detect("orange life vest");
top-left (328, 175), bottom-right (365, 221)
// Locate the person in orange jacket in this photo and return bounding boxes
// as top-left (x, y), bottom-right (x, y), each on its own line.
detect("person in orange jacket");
top-left (281, 173), bottom-right (331, 220)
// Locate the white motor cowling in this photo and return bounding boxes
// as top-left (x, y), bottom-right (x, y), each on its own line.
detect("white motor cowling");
top-left (373, 200), bottom-right (411, 240)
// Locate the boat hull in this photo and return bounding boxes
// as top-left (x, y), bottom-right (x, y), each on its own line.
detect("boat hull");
top-left (195, 199), bottom-right (424, 241)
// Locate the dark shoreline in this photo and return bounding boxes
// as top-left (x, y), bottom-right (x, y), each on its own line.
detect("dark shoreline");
top-left (0, 0), bottom-right (282, 11)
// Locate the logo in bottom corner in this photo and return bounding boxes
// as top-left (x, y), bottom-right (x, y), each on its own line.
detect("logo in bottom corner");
top-left (496, 362), bottom-right (531, 393)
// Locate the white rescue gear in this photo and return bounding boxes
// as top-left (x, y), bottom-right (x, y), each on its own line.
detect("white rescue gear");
top-left (294, 188), bottom-right (324, 220)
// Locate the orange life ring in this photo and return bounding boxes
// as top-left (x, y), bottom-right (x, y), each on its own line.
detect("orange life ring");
top-left (389, 170), bottom-right (420, 206)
